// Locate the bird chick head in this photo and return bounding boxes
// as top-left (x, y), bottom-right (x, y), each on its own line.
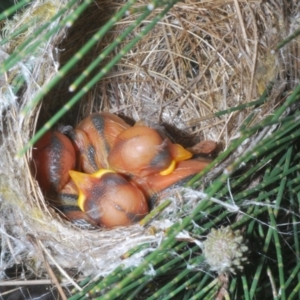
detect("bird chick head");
top-left (69, 169), bottom-right (149, 228)
top-left (108, 124), bottom-right (192, 177)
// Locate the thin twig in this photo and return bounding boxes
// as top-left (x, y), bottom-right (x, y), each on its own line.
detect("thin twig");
top-left (0, 279), bottom-right (53, 286)
top-left (248, 4), bottom-right (258, 102)
top-left (38, 239), bottom-right (83, 292)
top-left (26, 234), bottom-right (68, 300)
top-left (233, 0), bottom-right (250, 54)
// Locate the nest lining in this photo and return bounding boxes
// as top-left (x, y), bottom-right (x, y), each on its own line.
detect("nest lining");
top-left (0, 0), bottom-right (298, 280)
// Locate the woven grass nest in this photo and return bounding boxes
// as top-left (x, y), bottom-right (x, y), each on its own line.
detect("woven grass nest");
top-left (0, 0), bottom-right (299, 284)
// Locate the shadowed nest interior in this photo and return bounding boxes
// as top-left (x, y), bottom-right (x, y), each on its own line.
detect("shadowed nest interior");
top-left (0, 0), bottom-right (299, 280)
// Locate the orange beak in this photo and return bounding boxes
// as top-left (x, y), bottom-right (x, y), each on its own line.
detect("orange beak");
top-left (69, 169), bottom-right (149, 228)
top-left (159, 142), bottom-right (193, 175)
top-left (69, 169), bottom-right (114, 211)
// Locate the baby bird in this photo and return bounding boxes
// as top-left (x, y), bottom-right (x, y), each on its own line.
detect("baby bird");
top-left (32, 131), bottom-right (76, 194)
top-left (72, 112), bottom-right (131, 171)
top-left (108, 123), bottom-right (192, 178)
top-left (69, 169), bottom-right (149, 228)
top-left (132, 159), bottom-right (211, 205)
top-left (32, 113), bottom-right (215, 228)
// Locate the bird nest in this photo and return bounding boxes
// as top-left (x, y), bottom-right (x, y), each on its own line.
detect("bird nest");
top-left (0, 0), bottom-right (298, 283)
